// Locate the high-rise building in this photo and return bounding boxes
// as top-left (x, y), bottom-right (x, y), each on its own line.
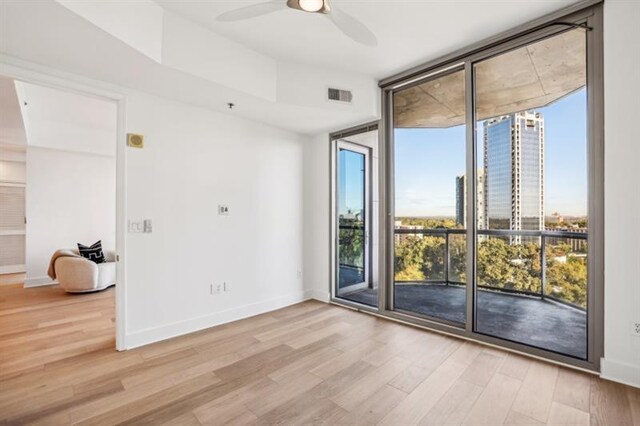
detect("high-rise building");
top-left (455, 170), bottom-right (485, 229)
top-left (483, 111), bottom-right (544, 241)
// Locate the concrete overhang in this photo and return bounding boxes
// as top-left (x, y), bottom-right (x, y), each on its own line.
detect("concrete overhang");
top-left (393, 28), bottom-right (586, 128)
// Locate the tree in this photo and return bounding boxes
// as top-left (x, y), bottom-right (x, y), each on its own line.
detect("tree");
top-left (546, 254), bottom-right (587, 307)
top-left (477, 238), bottom-right (541, 293)
top-left (394, 236), bottom-right (429, 281)
top-left (392, 217), bottom-right (587, 308)
top-left (338, 221), bottom-right (364, 268)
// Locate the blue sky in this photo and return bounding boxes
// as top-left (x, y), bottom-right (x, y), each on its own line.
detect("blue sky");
top-left (394, 88), bottom-right (588, 217)
top-left (338, 149), bottom-right (365, 216)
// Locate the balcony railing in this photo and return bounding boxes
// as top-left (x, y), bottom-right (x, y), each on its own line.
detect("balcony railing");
top-left (338, 223), bottom-right (365, 271)
top-left (394, 228), bottom-right (588, 310)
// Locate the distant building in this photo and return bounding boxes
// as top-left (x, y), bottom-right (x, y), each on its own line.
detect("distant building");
top-left (339, 209), bottom-right (363, 222)
top-left (545, 226), bottom-right (588, 252)
top-left (547, 212), bottom-right (565, 224)
top-left (483, 111), bottom-right (544, 243)
top-left (455, 170), bottom-right (485, 229)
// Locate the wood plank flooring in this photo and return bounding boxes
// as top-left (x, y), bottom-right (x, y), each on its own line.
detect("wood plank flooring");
top-left (1, 285), bottom-right (638, 425)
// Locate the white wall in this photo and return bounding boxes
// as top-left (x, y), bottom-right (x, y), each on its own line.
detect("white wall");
top-left (0, 76), bottom-right (27, 146)
top-left (123, 93), bottom-right (306, 347)
top-left (601, 0), bottom-right (640, 388)
top-left (276, 62), bottom-right (379, 117)
top-left (303, 134), bottom-right (331, 302)
top-left (25, 147), bottom-right (116, 285)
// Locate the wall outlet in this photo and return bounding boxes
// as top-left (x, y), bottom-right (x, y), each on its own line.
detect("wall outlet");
top-left (633, 322), bottom-right (640, 337)
top-left (218, 205), bottom-right (229, 216)
top-left (210, 282), bottom-right (223, 295)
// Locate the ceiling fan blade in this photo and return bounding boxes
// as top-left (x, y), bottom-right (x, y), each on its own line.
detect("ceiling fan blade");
top-left (326, 7), bottom-right (377, 47)
top-left (217, 1), bottom-right (286, 22)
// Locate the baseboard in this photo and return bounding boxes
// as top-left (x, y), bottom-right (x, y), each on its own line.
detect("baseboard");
top-left (123, 289), bottom-right (313, 350)
top-left (0, 265), bottom-right (25, 274)
top-left (600, 357), bottom-right (640, 388)
top-left (24, 276), bottom-right (57, 288)
top-left (309, 289), bottom-right (330, 303)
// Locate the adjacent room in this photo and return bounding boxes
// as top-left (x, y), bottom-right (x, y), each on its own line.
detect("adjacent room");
top-left (0, 76), bottom-right (117, 375)
top-left (0, 0), bottom-right (638, 424)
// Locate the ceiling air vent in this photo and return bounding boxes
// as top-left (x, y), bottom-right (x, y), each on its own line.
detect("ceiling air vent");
top-left (328, 88), bottom-right (353, 104)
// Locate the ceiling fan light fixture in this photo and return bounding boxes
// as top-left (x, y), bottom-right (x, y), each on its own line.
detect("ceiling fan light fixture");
top-left (298, 0), bottom-right (325, 13)
top-left (219, 0), bottom-right (376, 46)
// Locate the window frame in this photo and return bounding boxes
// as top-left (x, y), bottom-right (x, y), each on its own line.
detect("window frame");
top-left (329, 122), bottom-right (380, 313)
top-left (375, 0), bottom-right (603, 371)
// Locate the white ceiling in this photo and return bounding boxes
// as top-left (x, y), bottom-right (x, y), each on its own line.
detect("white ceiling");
top-left (155, 0), bottom-right (581, 79)
top-left (0, 74), bottom-right (116, 157)
top-left (15, 81), bottom-right (117, 157)
top-left (0, 0), bottom-right (584, 136)
top-left (0, 0), bottom-right (376, 135)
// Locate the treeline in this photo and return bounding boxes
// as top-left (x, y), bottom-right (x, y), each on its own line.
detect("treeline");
top-left (394, 235), bottom-right (587, 307)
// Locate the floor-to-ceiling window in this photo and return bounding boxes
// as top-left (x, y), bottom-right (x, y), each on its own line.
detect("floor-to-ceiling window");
top-left (336, 3), bottom-right (603, 370)
top-left (392, 68), bottom-right (468, 326)
top-left (474, 28), bottom-right (589, 359)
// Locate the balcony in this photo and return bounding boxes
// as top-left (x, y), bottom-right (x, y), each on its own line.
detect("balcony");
top-left (339, 228), bottom-right (588, 359)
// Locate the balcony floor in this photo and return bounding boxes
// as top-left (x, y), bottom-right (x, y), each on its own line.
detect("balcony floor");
top-left (341, 283), bottom-right (586, 359)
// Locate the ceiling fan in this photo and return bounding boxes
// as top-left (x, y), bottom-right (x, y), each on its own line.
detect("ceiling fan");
top-left (216, 0), bottom-right (377, 47)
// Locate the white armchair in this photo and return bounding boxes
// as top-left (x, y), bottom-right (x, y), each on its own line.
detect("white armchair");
top-left (54, 249), bottom-right (116, 293)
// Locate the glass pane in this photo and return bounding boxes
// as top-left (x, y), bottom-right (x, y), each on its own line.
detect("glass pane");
top-left (335, 138), bottom-right (378, 307)
top-left (392, 69), bottom-right (466, 326)
top-left (475, 28), bottom-right (588, 359)
top-left (338, 148), bottom-right (365, 286)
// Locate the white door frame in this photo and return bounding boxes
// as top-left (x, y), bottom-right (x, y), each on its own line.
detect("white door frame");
top-left (0, 56), bottom-right (128, 350)
top-left (332, 140), bottom-right (372, 297)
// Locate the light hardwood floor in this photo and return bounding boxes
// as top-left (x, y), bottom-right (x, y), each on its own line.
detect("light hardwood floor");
top-left (0, 285), bottom-right (638, 425)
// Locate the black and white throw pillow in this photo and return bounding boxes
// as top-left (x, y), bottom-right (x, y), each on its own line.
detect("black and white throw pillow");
top-left (77, 240), bottom-right (105, 264)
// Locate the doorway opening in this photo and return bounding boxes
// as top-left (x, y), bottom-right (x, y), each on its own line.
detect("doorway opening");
top-left (0, 74), bottom-right (120, 371)
top-left (331, 124), bottom-right (378, 308)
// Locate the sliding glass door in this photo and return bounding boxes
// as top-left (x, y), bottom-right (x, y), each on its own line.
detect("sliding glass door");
top-left (388, 27), bottom-right (590, 357)
top-left (474, 28), bottom-right (588, 359)
top-left (376, 5), bottom-right (601, 370)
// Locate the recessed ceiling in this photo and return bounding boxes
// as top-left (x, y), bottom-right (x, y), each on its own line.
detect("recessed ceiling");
top-left (154, 0), bottom-right (582, 79)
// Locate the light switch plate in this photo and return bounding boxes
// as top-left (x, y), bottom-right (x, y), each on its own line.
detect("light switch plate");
top-left (128, 220), bottom-right (144, 233)
top-left (128, 219), bottom-right (152, 233)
